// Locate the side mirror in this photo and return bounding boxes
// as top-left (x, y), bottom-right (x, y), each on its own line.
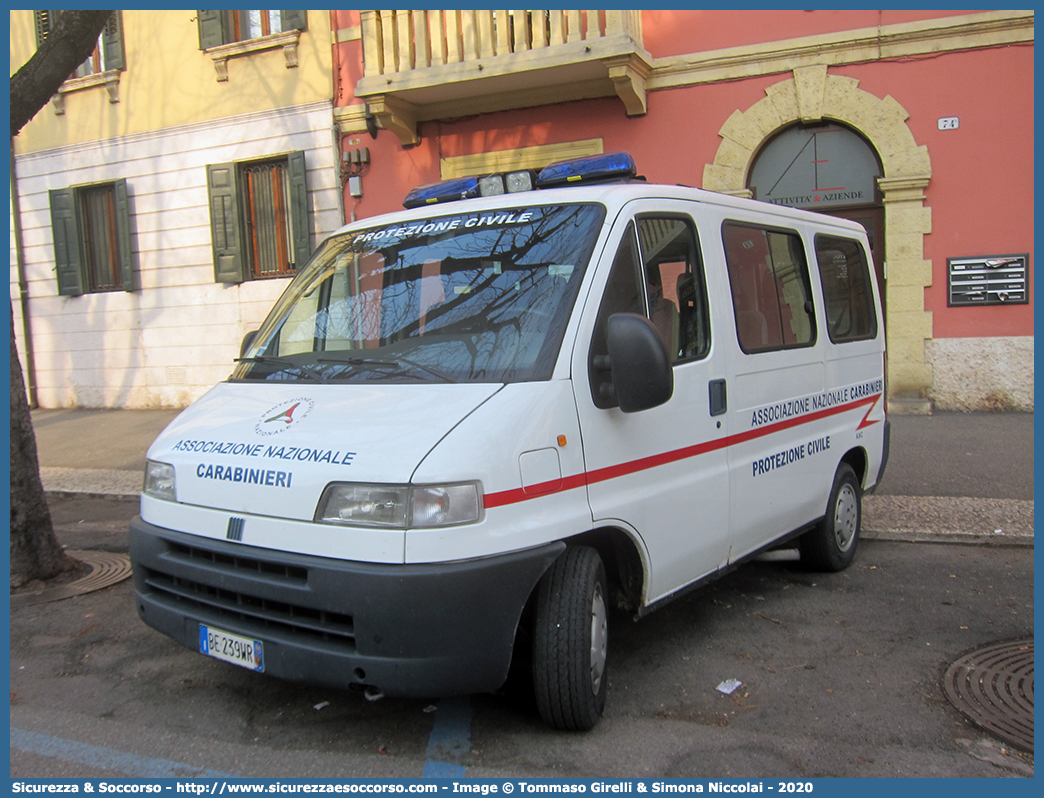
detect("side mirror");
top-left (240, 330), bottom-right (258, 358)
top-left (606, 313), bottom-right (674, 413)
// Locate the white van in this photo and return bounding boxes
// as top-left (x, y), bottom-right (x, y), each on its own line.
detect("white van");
top-left (130, 153), bottom-right (889, 730)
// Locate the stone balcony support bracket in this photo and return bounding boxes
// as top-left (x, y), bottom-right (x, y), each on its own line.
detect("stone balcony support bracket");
top-left (606, 52), bottom-right (652, 116)
top-left (367, 95), bottom-right (421, 147)
top-left (207, 29), bottom-right (301, 82)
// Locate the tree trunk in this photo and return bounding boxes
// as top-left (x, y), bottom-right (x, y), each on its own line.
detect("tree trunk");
top-left (10, 314), bottom-right (75, 587)
top-left (10, 10), bottom-right (115, 586)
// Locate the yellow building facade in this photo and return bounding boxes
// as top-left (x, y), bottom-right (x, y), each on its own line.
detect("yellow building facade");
top-left (10, 10), bottom-right (333, 153)
top-left (10, 10), bottom-right (342, 408)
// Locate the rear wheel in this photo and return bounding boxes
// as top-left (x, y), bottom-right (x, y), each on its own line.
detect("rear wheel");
top-left (800, 463), bottom-right (861, 572)
top-left (532, 546), bottom-right (608, 731)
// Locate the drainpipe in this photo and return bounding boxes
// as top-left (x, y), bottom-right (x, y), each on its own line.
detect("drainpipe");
top-left (330, 10), bottom-right (346, 226)
top-left (10, 139), bottom-right (38, 408)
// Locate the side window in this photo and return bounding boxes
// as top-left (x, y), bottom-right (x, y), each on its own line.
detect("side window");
top-left (636, 217), bottom-right (709, 362)
top-left (34, 11), bottom-right (125, 77)
top-left (207, 151), bottom-right (310, 283)
top-left (197, 10), bottom-right (308, 47)
top-left (49, 180), bottom-right (135, 296)
top-left (723, 222), bottom-right (815, 353)
top-left (589, 224), bottom-right (644, 408)
top-left (815, 235), bottom-right (878, 342)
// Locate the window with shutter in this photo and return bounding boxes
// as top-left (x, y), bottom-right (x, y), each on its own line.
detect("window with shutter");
top-left (197, 9), bottom-right (307, 46)
top-left (34, 11), bottom-right (124, 78)
top-left (49, 179), bottom-right (136, 296)
top-left (197, 9), bottom-right (307, 79)
top-left (207, 152), bottom-right (310, 283)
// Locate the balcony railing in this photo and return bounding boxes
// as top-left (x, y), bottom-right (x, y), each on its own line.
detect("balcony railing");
top-left (361, 10), bottom-right (641, 73)
top-left (354, 10), bottom-right (651, 145)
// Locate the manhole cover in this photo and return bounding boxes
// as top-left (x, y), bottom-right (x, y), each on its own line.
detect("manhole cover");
top-left (942, 638), bottom-right (1034, 753)
top-left (10, 550), bottom-right (132, 607)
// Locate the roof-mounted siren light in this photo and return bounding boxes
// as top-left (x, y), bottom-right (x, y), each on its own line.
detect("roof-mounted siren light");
top-left (403, 176), bottom-right (482, 209)
top-left (535, 152), bottom-right (638, 189)
top-left (402, 168), bottom-right (539, 209)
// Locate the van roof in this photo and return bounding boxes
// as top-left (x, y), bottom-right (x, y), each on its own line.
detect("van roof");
top-left (332, 180), bottom-right (870, 240)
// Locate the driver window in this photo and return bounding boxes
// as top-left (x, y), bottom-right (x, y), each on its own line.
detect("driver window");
top-left (636, 216), bottom-right (709, 363)
top-left (589, 223), bottom-right (644, 408)
top-left (589, 216), bottom-right (711, 409)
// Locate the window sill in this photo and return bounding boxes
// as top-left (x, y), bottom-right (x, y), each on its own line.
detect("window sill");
top-left (206, 29), bottom-right (301, 82)
top-left (53, 70), bottom-right (121, 114)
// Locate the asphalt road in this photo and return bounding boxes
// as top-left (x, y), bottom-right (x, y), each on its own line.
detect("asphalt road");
top-left (9, 495), bottom-right (1034, 779)
top-left (874, 412), bottom-right (1034, 500)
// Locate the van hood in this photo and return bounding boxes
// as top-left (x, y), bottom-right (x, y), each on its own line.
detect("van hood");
top-left (148, 381), bottom-right (502, 520)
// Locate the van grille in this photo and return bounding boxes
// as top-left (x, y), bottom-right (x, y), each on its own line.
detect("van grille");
top-left (141, 541), bottom-right (355, 649)
top-left (166, 539), bottom-right (309, 582)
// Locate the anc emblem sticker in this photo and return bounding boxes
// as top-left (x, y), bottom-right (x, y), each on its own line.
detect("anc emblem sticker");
top-left (255, 397), bottom-right (314, 436)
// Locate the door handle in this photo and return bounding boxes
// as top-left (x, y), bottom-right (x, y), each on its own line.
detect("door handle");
top-left (709, 379), bottom-right (727, 416)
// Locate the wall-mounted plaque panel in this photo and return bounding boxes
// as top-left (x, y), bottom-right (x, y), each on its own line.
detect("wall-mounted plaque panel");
top-left (947, 254), bottom-right (1029, 306)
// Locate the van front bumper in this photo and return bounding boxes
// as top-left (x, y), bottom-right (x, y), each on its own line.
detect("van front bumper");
top-left (129, 517), bottom-right (564, 698)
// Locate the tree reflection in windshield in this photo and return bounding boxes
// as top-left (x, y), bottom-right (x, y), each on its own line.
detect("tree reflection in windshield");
top-left (234, 203), bottom-right (606, 384)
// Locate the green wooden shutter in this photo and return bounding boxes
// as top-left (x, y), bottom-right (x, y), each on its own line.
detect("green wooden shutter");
top-left (102, 11), bottom-right (125, 71)
top-left (197, 10), bottom-right (225, 49)
top-left (113, 178), bottom-right (135, 291)
top-left (33, 10), bottom-right (57, 48)
top-left (49, 188), bottom-right (85, 297)
top-left (207, 163), bottom-right (246, 283)
top-left (280, 10), bottom-right (307, 32)
top-left (286, 151), bottom-right (310, 270)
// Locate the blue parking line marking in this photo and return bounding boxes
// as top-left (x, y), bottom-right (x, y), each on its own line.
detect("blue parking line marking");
top-left (423, 760), bottom-right (467, 778)
top-left (10, 727), bottom-right (238, 778)
top-left (422, 696), bottom-right (471, 778)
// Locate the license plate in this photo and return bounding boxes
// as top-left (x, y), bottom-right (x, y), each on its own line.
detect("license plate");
top-left (199, 624), bottom-right (265, 672)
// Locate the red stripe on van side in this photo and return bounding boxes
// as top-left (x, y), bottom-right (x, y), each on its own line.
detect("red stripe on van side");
top-left (483, 473), bottom-right (588, 509)
top-left (482, 393), bottom-right (882, 509)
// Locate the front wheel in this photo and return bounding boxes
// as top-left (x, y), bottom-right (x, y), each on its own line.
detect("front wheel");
top-left (800, 463), bottom-right (861, 572)
top-left (532, 546), bottom-right (608, 731)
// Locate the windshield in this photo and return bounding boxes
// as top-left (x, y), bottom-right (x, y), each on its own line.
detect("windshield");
top-left (233, 203), bottom-right (606, 384)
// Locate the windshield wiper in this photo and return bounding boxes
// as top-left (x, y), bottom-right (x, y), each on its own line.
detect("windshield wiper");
top-left (316, 355), bottom-right (454, 383)
top-left (235, 356), bottom-right (327, 383)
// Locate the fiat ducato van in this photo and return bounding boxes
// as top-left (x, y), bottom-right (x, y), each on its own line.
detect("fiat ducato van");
top-left (130, 153), bottom-right (889, 730)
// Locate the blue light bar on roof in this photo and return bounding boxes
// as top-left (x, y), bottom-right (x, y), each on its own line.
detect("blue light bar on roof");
top-left (402, 176), bottom-right (482, 209)
top-left (536, 152), bottom-right (637, 189)
top-left (402, 168), bottom-right (538, 209)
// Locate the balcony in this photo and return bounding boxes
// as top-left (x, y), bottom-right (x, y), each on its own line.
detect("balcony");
top-left (354, 10), bottom-right (651, 145)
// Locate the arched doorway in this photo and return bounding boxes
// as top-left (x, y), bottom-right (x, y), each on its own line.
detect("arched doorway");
top-left (747, 122), bottom-right (886, 314)
top-left (702, 65), bottom-right (934, 411)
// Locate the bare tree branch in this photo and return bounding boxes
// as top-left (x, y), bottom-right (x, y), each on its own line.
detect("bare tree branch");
top-left (10, 10), bottom-right (114, 138)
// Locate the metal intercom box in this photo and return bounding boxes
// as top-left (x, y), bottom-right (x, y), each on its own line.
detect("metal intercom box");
top-left (947, 254), bottom-right (1029, 306)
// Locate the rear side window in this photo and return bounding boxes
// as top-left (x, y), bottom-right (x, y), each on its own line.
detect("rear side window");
top-left (814, 235), bottom-right (878, 342)
top-left (723, 222), bottom-right (815, 353)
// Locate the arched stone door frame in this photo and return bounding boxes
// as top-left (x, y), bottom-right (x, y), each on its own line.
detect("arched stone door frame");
top-left (703, 65), bottom-right (933, 412)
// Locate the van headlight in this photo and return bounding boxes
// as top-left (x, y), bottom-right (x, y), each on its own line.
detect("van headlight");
top-left (143, 460), bottom-right (177, 501)
top-left (315, 482), bottom-right (482, 529)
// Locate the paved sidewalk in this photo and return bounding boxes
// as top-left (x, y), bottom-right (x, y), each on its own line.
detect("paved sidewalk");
top-left (30, 407), bottom-right (1034, 545)
top-left (33, 407), bottom-right (180, 500)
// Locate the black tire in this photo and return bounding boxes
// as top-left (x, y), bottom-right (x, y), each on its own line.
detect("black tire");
top-left (532, 546), bottom-right (609, 731)
top-left (800, 463), bottom-right (861, 572)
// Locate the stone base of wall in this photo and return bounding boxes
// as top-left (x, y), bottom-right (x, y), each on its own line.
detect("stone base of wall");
top-left (926, 336), bottom-right (1034, 411)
